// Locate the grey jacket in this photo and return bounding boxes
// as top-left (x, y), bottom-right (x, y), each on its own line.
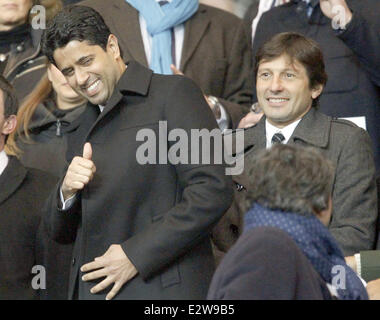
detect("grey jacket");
top-left (213, 108), bottom-right (378, 257)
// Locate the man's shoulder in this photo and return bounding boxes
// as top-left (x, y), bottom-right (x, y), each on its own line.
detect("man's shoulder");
top-left (197, 4), bottom-right (242, 27)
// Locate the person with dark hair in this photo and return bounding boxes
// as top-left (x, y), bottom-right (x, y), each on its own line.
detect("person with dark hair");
top-left (41, 5), bottom-right (233, 300)
top-left (212, 32), bottom-right (377, 260)
top-left (241, 0), bottom-right (380, 173)
top-left (78, 0), bottom-right (253, 130)
top-left (0, 0), bottom-right (63, 102)
top-left (8, 62), bottom-right (86, 177)
top-left (5, 62), bottom-right (86, 300)
top-left (208, 144), bottom-right (368, 300)
top-left (0, 75), bottom-right (57, 299)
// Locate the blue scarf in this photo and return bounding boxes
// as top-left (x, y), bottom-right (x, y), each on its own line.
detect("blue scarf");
top-left (126, 0), bottom-right (198, 74)
top-left (244, 203), bottom-right (368, 300)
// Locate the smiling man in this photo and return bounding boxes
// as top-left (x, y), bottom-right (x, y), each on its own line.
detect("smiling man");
top-left (41, 5), bottom-right (233, 300)
top-left (212, 32), bottom-right (377, 259)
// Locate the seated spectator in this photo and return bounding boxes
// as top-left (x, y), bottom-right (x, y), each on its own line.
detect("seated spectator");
top-left (240, 0), bottom-right (380, 172)
top-left (208, 144), bottom-right (368, 300)
top-left (7, 62), bottom-right (86, 177)
top-left (6, 62), bottom-right (86, 300)
top-left (212, 32), bottom-right (377, 259)
top-left (0, 75), bottom-right (57, 299)
top-left (0, 0), bottom-right (62, 102)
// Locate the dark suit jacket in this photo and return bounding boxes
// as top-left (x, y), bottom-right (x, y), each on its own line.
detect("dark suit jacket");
top-left (79, 0), bottom-right (253, 128)
top-left (212, 108), bottom-right (378, 257)
top-left (44, 61), bottom-right (233, 300)
top-left (250, 0), bottom-right (380, 171)
top-left (0, 156), bottom-right (56, 299)
top-left (208, 227), bottom-right (332, 300)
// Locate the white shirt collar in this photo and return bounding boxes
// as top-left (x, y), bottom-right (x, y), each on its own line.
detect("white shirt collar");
top-left (0, 150), bottom-right (9, 176)
top-left (265, 118), bottom-right (302, 148)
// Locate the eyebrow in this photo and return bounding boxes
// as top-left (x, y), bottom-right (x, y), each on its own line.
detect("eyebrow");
top-left (258, 67), bottom-right (299, 74)
top-left (60, 54), bottom-right (95, 74)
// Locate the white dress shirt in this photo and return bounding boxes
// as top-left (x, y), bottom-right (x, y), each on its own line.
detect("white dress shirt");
top-left (138, 0), bottom-right (228, 130)
top-left (265, 119), bottom-right (301, 149)
top-left (0, 150), bottom-right (9, 176)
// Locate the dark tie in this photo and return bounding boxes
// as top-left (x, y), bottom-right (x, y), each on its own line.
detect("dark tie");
top-left (271, 132), bottom-right (285, 145)
top-left (158, 1), bottom-right (176, 66)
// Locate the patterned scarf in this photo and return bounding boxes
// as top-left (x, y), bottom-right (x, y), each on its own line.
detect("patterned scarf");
top-left (244, 203), bottom-right (368, 300)
top-left (126, 0), bottom-right (198, 74)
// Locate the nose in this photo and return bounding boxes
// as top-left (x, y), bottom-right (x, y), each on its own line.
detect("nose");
top-left (269, 74), bottom-right (284, 92)
top-left (75, 68), bottom-right (89, 87)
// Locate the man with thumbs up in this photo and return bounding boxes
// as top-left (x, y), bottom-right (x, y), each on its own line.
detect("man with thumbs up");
top-left (41, 6), bottom-right (233, 300)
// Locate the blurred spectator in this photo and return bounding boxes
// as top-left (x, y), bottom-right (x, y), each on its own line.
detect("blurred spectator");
top-left (208, 144), bottom-right (368, 300)
top-left (0, 74), bottom-right (57, 299)
top-left (5, 62), bottom-right (86, 300)
top-left (79, 0), bottom-right (253, 129)
top-left (7, 63), bottom-right (86, 177)
top-left (0, 0), bottom-right (62, 103)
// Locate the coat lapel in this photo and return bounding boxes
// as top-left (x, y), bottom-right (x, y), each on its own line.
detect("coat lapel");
top-left (110, 0), bottom-right (148, 66)
top-left (180, 5), bottom-right (210, 71)
top-left (289, 108), bottom-right (331, 148)
top-left (0, 156), bottom-right (27, 205)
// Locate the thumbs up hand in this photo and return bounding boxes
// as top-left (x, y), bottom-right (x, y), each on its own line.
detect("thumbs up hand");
top-left (62, 142), bottom-right (97, 200)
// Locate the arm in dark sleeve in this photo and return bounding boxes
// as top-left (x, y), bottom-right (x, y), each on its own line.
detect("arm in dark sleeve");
top-left (42, 178), bottom-right (81, 244)
top-left (121, 76), bottom-right (234, 280)
top-left (337, 1), bottom-right (380, 86)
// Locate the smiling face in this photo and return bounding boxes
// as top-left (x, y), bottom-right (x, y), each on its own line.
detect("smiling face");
top-left (256, 54), bottom-right (323, 128)
top-left (53, 35), bottom-right (125, 106)
top-left (0, 0), bottom-right (33, 31)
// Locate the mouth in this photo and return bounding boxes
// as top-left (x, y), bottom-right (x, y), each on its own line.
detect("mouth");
top-left (83, 79), bottom-right (101, 97)
top-left (2, 3), bottom-right (18, 9)
top-left (266, 97), bottom-right (290, 106)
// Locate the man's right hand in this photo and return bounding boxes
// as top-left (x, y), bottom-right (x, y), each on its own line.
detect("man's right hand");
top-left (61, 142), bottom-right (96, 201)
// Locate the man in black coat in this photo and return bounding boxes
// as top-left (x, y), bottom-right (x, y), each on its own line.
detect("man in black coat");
top-left (0, 75), bottom-right (57, 299)
top-left (243, 0), bottom-right (380, 172)
top-left (41, 6), bottom-right (233, 300)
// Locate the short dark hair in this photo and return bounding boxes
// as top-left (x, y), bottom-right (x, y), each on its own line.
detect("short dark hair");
top-left (41, 5), bottom-right (111, 64)
top-left (243, 144), bottom-right (334, 216)
top-left (0, 75), bottom-right (19, 118)
top-left (255, 32), bottom-right (328, 107)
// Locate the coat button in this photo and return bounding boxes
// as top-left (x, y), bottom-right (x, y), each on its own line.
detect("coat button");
top-left (236, 183), bottom-right (244, 192)
top-left (72, 258), bottom-right (76, 266)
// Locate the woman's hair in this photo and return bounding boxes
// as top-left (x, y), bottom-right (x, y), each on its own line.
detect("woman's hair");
top-left (6, 72), bottom-right (52, 156)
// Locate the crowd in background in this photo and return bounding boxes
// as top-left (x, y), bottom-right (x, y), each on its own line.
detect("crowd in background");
top-left (0, 0), bottom-right (379, 300)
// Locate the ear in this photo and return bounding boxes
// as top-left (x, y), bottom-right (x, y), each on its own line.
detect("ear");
top-left (315, 195), bottom-right (332, 226)
top-left (311, 84), bottom-right (324, 100)
top-left (106, 34), bottom-right (121, 60)
top-left (1, 115), bottom-right (17, 136)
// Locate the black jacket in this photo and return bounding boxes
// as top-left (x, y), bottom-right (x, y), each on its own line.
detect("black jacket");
top-left (208, 227), bottom-right (332, 300)
top-left (17, 100), bottom-right (86, 178)
top-left (44, 61), bottom-right (233, 299)
top-left (2, 28), bottom-right (47, 103)
top-left (0, 156), bottom-right (57, 299)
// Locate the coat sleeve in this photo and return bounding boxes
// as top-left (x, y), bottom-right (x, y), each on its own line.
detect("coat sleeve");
top-left (328, 125), bottom-right (378, 255)
top-left (216, 20), bottom-right (254, 128)
top-left (338, 0), bottom-right (380, 86)
top-left (121, 76), bottom-right (234, 280)
top-left (42, 177), bottom-right (82, 245)
top-left (359, 250), bottom-right (380, 282)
